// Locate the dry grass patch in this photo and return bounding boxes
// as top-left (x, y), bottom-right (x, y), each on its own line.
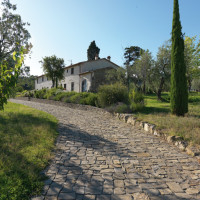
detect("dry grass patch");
top-left (135, 93), bottom-right (200, 146)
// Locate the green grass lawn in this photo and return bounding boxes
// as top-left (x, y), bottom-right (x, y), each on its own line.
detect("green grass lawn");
top-left (0, 102), bottom-right (58, 200)
top-left (134, 92), bottom-right (200, 146)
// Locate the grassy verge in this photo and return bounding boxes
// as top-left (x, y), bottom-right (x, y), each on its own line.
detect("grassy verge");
top-left (0, 102), bottom-right (58, 200)
top-left (134, 93), bottom-right (200, 146)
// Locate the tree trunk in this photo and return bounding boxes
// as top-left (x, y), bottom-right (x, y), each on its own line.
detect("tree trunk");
top-left (52, 78), bottom-right (55, 88)
top-left (56, 78), bottom-right (58, 88)
top-left (157, 77), bottom-right (165, 101)
top-left (188, 79), bottom-right (192, 92)
top-left (143, 81), bottom-right (146, 94)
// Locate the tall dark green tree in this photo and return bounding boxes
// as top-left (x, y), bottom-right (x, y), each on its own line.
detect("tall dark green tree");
top-left (170, 0), bottom-right (188, 116)
top-left (87, 41), bottom-right (100, 61)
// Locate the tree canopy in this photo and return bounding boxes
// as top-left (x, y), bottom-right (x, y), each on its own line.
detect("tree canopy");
top-left (105, 67), bottom-right (127, 86)
top-left (124, 46), bottom-right (143, 66)
top-left (134, 50), bottom-right (154, 93)
top-left (0, 0), bottom-right (31, 65)
top-left (87, 41), bottom-right (100, 61)
top-left (0, 50), bottom-right (24, 110)
top-left (151, 41), bottom-right (171, 100)
top-left (0, 0), bottom-right (29, 110)
top-left (184, 36), bottom-right (200, 90)
top-left (41, 55), bottom-right (65, 88)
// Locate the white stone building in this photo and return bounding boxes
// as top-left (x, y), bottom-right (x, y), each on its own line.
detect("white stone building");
top-left (35, 58), bottom-right (120, 92)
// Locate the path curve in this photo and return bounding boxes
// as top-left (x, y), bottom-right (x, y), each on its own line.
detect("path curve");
top-left (10, 99), bottom-right (200, 200)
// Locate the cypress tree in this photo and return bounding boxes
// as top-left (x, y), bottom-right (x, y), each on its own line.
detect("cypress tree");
top-left (170, 0), bottom-right (188, 116)
top-left (87, 41), bottom-right (100, 61)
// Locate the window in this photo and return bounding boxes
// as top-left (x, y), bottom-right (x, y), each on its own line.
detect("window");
top-left (82, 79), bottom-right (87, 92)
top-left (37, 78), bottom-right (38, 84)
top-left (42, 76), bottom-right (44, 82)
top-left (67, 69), bottom-right (68, 73)
top-left (64, 84), bottom-right (66, 90)
top-left (71, 82), bottom-right (74, 91)
top-left (71, 68), bottom-right (74, 74)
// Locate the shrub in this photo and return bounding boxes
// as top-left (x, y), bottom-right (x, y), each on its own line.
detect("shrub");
top-left (70, 93), bottom-right (82, 104)
top-left (81, 93), bottom-right (98, 106)
top-left (84, 93), bottom-right (97, 106)
top-left (63, 91), bottom-right (77, 103)
top-left (53, 92), bottom-right (68, 101)
top-left (97, 83), bottom-right (128, 108)
top-left (43, 88), bottom-right (63, 100)
top-left (34, 88), bottom-right (47, 99)
top-left (129, 90), bottom-right (145, 112)
top-left (28, 91), bottom-right (34, 97)
top-left (106, 102), bottom-right (130, 113)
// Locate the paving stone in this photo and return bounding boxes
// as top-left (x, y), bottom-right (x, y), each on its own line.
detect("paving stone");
top-left (132, 193), bottom-right (150, 200)
top-left (159, 188), bottom-right (172, 195)
top-left (73, 186), bottom-right (85, 194)
top-left (114, 180), bottom-right (124, 188)
top-left (83, 195), bottom-right (96, 200)
top-left (96, 195), bottom-right (111, 200)
top-left (31, 197), bottom-right (44, 200)
top-left (175, 192), bottom-right (194, 199)
top-left (85, 186), bottom-right (103, 194)
top-left (126, 185), bottom-right (142, 194)
top-left (111, 194), bottom-right (132, 200)
top-left (45, 196), bottom-right (57, 200)
top-left (58, 192), bottom-right (76, 200)
top-left (144, 189), bottom-right (160, 196)
top-left (114, 187), bottom-right (125, 195)
top-left (166, 182), bottom-right (184, 193)
top-left (186, 188), bottom-right (199, 195)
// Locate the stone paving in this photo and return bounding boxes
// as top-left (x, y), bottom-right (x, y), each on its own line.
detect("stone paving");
top-left (10, 99), bottom-right (200, 200)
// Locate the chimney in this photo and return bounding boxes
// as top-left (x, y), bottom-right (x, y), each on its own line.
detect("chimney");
top-left (107, 56), bottom-right (111, 61)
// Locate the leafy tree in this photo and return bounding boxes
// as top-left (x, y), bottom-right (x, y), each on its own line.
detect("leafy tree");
top-left (105, 67), bottom-right (126, 85)
top-left (133, 50), bottom-right (154, 93)
top-left (124, 46), bottom-right (143, 66)
top-left (170, 0), bottom-right (188, 116)
top-left (123, 46), bottom-right (143, 91)
top-left (41, 55), bottom-right (65, 88)
top-left (0, 0), bottom-right (31, 66)
top-left (192, 78), bottom-right (200, 91)
top-left (0, 50), bottom-right (24, 110)
top-left (16, 75), bottom-right (36, 91)
top-left (184, 36), bottom-right (200, 91)
top-left (87, 41), bottom-right (100, 61)
top-left (151, 41), bottom-right (171, 100)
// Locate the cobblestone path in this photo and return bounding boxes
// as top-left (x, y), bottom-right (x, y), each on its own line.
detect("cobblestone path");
top-left (11, 99), bottom-right (200, 200)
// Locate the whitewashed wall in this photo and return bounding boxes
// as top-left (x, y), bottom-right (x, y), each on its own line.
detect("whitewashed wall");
top-left (35, 76), bottom-right (52, 90)
top-left (79, 73), bottom-right (92, 92)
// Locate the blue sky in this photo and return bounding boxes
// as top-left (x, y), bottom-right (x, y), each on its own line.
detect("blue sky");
top-left (9, 0), bottom-right (200, 76)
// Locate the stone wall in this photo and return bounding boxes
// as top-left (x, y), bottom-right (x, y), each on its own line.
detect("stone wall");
top-left (90, 67), bottom-right (113, 92)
